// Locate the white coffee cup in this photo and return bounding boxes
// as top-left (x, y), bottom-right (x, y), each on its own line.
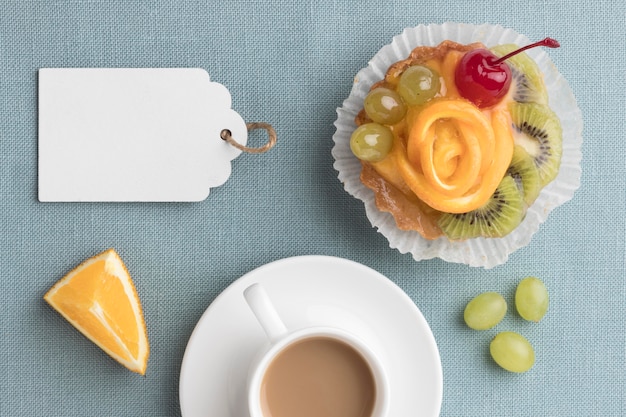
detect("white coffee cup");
top-left (244, 283), bottom-right (390, 417)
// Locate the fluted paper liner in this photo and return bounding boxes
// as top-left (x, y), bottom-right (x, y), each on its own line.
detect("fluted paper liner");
top-left (332, 23), bottom-right (583, 268)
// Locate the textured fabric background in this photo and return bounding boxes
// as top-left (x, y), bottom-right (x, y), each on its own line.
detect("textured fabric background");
top-left (0, 1), bottom-right (624, 416)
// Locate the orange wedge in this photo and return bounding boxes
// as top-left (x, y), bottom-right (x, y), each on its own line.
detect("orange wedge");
top-left (44, 249), bottom-right (149, 375)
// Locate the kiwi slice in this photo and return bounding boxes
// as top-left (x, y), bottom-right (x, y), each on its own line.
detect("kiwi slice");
top-left (507, 145), bottom-right (541, 206)
top-left (438, 175), bottom-right (525, 240)
top-left (510, 102), bottom-right (562, 186)
top-left (491, 44), bottom-right (548, 105)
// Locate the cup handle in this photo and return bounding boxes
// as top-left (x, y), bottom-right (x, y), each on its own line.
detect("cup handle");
top-left (244, 283), bottom-right (288, 343)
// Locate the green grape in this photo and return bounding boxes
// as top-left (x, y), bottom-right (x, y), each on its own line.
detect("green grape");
top-left (350, 123), bottom-right (394, 162)
top-left (364, 88), bottom-right (407, 125)
top-left (397, 65), bottom-right (441, 106)
top-left (490, 331), bottom-right (535, 373)
top-left (515, 277), bottom-right (549, 322)
top-left (463, 292), bottom-right (507, 330)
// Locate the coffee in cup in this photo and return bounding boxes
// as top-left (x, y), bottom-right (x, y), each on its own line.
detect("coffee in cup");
top-left (260, 335), bottom-right (376, 417)
top-left (244, 283), bottom-right (389, 417)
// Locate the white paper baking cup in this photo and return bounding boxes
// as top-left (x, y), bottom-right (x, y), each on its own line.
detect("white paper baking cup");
top-left (332, 23), bottom-right (583, 268)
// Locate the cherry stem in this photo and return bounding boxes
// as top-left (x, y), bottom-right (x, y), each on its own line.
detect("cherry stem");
top-left (492, 37), bottom-right (560, 65)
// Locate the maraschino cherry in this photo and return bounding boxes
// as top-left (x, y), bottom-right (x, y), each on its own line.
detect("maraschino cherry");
top-left (455, 38), bottom-right (560, 108)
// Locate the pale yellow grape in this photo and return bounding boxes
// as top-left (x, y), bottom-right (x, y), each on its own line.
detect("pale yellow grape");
top-left (397, 65), bottom-right (441, 105)
top-left (364, 88), bottom-right (407, 125)
top-left (515, 277), bottom-right (549, 322)
top-left (350, 123), bottom-right (394, 162)
top-left (464, 292), bottom-right (507, 330)
top-left (490, 331), bottom-right (535, 373)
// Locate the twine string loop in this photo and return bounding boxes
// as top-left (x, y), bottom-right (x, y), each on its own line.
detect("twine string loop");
top-left (220, 122), bottom-right (276, 154)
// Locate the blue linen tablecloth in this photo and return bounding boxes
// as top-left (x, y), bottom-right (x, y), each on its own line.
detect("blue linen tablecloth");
top-left (1, 1), bottom-right (624, 416)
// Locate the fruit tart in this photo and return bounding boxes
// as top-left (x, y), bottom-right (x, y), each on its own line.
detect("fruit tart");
top-left (332, 23), bottom-right (582, 268)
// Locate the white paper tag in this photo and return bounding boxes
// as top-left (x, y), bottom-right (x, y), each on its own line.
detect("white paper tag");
top-left (38, 68), bottom-right (247, 202)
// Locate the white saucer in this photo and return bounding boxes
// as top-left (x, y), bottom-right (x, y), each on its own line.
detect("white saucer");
top-left (179, 255), bottom-right (442, 417)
